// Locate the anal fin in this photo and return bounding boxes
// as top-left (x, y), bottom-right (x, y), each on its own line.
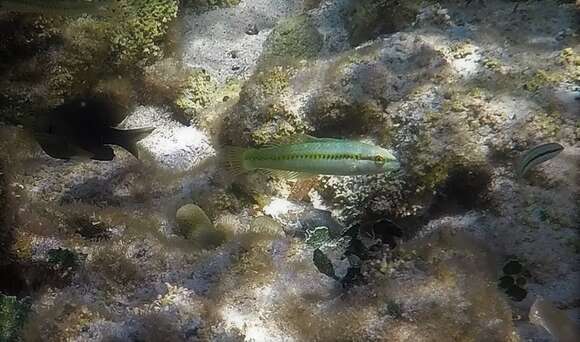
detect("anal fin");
top-left (260, 169), bottom-right (316, 180)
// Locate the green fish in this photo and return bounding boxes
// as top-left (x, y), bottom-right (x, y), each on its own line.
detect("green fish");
top-left (224, 135), bottom-right (400, 177)
top-left (515, 142), bottom-right (564, 179)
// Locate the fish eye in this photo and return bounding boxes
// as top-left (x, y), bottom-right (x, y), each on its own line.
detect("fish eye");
top-left (374, 155), bottom-right (385, 164)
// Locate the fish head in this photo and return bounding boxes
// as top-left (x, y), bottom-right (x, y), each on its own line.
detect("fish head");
top-left (32, 108), bottom-right (73, 138)
top-left (371, 147), bottom-right (400, 174)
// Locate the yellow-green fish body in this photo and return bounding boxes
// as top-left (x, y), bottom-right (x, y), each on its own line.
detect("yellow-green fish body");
top-left (225, 136), bottom-right (400, 176)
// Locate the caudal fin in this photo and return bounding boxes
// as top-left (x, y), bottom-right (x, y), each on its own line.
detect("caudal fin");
top-left (222, 146), bottom-right (249, 176)
top-left (109, 127), bottom-right (155, 159)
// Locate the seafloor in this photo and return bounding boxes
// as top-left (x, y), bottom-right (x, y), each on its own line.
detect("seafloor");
top-left (0, 0), bottom-right (578, 341)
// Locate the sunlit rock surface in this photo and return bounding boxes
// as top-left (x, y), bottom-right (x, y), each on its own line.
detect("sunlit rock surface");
top-left (122, 105), bottom-right (216, 173)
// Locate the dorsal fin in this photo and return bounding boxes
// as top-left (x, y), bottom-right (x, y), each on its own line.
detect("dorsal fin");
top-left (270, 134), bottom-right (342, 145)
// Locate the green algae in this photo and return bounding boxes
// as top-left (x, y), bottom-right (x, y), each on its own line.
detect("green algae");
top-left (312, 248), bottom-right (337, 279)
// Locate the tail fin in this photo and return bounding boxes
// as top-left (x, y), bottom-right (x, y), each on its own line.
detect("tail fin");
top-left (109, 127), bottom-right (155, 159)
top-left (222, 146), bottom-right (249, 176)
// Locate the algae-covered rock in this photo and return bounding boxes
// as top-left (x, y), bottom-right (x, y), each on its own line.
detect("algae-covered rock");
top-left (0, 295), bottom-right (29, 342)
top-left (220, 67), bottom-right (306, 146)
top-left (176, 203), bottom-right (225, 248)
top-left (111, 0), bottom-right (179, 67)
top-left (143, 57), bottom-right (194, 102)
top-left (345, 0), bottom-right (420, 46)
top-left (174, 68), bottom-right (218, 116)
top-left (176, 203), bottom-right (214, 234)
top-left (0, 0), bottom-right (179, 130)
top-left (249, 216), bottom-right (285, 237)
top-left (182, 0), bottom-right (241, 12)
top-left (261, 15), bottom-right (323, 63)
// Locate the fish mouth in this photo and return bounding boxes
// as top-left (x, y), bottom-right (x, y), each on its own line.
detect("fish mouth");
top-left (382, 161), bottom-right (401, 177)
top-left (385, 159), bottom-right (401, 172)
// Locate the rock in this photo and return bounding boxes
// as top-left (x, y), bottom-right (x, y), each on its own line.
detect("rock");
top-left (263, 198), bottom-right (344, 238)
top-left (181, 0), bottom-right (304, 84)
top-left (176, 203), bottom-right (225, 249)
top-left (260, 14), bottom-right (323, 63)
top-left (120, 106), bottom-right (216, 173)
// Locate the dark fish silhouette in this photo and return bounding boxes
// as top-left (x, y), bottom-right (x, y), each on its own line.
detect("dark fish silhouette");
top-left (32, 95), bottom-right (154, 161)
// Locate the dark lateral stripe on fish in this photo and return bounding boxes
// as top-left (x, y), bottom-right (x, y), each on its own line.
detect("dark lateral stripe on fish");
top-left (516, 142), bottom-right (564, 178)
top-left (246, 153), bottom-right (372, 161)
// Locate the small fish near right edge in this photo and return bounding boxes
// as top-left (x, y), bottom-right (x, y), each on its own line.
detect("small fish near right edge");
top-left (515, 142), bottom-right (564, 179)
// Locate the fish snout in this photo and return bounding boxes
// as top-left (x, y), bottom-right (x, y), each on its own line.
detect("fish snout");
top-left (384, 159), bottom-right (401, 173)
